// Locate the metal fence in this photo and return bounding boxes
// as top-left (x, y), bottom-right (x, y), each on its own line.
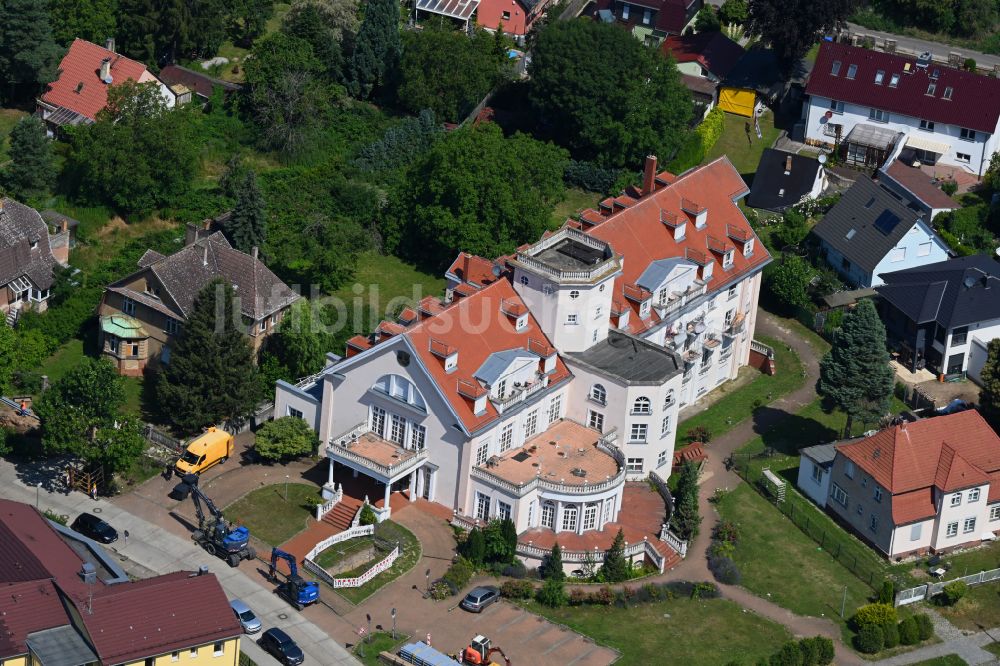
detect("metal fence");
top-left (142, 424), bottom-right (184, 453)
top-left (895, 567), bottom-right (1000, 606)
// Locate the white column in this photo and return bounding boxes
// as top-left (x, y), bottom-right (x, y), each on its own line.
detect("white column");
top-left (384, 480), bottom-right (392, 509)
top-left (554, 501), bottom-right (562, 533)
top-left (426, 468), bottom-right (435, 502)
top-left (327, 458), bottom-right (334, 485)
top-left (408, 470), bottom-right (417, 502)
top-left (577, 504), bottom-right (584, 536)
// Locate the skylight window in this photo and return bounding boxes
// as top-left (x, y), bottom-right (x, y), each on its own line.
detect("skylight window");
top-left (931, 68), bottom-right (940, 79)
top-left (943, 86), bottom-right (953, 100)
top-left (846, 229), bottom-right (857, 240)
top-left (926, 83), bottom-right (936, 96)
top-left (846, 64), bottom-right (858, 80)
top-left (889, 73), bottom-right (900, 87)
top-left (831, 60), bottom-right (842, 76)
top-left (875, 70), bottom-right (885, 84)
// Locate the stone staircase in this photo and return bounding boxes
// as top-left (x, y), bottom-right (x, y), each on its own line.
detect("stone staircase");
top-left (321, 495), bottom-right (363, 533)
top-left (5, 303), bottom-right (21, 328)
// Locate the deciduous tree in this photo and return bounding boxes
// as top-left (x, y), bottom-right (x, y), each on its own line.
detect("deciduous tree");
top-left (157, 280), bottom-right (258, 434)
top-left (228, 170), bottom-right (267, 253)
top-left (528, 19), bottom-right (692, 168)
top-left (3, 116), bottom-right (56, 200)
top-left (33, 358), bottom-right (145, 474)
top-left (818, 298), bottom-right (895, 437)
top-left (764, 254), bottom-right (813, 310)
top-left (253, 415), bottom-right (318, 460)
top-left (49, 0), bottom-right (117, 45)
top-left (224, 0), bottom-right (275, 46)
top-left (719, 0), bottom-right (748, 25)
top-left (748, 0), bottom-right (858, 73)
top-left (267, 299), bottom-right (330, 379)
top-left (978, 338), bottom-right (1000, 429)
top-left (388, 123), bottom-right (568, 269)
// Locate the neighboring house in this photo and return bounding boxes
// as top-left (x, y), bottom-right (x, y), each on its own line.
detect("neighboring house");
top-left (804, 42), bottom-right (1000, 175)
top-left (812, 177), bottom-right (950, 288)
top-left (477, 0), bottom-right (552, 43)
top-left (158, 64), bottom-right (242, 103)
top-left (876, 255), bottom-right (1000, 380)
top-left (591, 0), bottom-right (702, 46)
top-left (275, 155), bottom-right (769, 571)
top-left (0, 498), bottom-right (241, 666)
top-left (414, 0), bottom-right (480, 31)
top-left (98, 232), bottom-right (298, 376)
top-left (802, 411), bottom-right (1000, 558)
top-left (798, 442), bottom-right (836, 507)
top-left (746, 148), bottom-right (827, 212)
top-left (879, 157), bottom-right (960, 220)
top-left (39, 209), bottom-right (80, 257)
top-left (0, 198), bottom-right (62, 323)
top-left (36, 38), bottom-right (176, 136)
top-left (662, 31), bottom-right (744, 82)
top-left (718, 48), bottom-right (794, 118)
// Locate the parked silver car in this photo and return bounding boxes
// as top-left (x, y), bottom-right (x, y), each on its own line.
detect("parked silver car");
top-left (460, 586), bottom-right (500, 613)
top-left (230, 599), bottom-right (262, 634)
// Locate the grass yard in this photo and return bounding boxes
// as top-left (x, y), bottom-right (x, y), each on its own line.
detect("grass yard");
top-left (208, 3), bottom-right (292, 82)
top-left (890, 541), bottom-right (1000, 584)
top-left (312, 535), bottom-right (377, 570)
top-left (678, 333), bottom-right (805, 444)
top-left (354, 632), bottom-right (409, 666)
top-left (117, 454), bottom-right (164, 489)
top-left (0, 108), bottom-right (27, 163)
top-left (908, 657), bottom-right (968, 666)
top-left (37, 339), bottom-right (86, 386)
top-left (550, 187), bottom-right (599, 228)
top-left (704, 109), bottom-right (781, 178)
top-left (985, 641), bottom-right (1000, 658)
top-left (224, 483), bottom-right (320, 546)
top-left (330, 251), bottom-right (446, 312)
top-left (716, 484), bottom-right (874, 621)
top-left (935, 582), bottom-right (1000, 632)
top-left (524, 596), bottom-right (792, 665)
top-left (332, 521), bottom-right (421, 605)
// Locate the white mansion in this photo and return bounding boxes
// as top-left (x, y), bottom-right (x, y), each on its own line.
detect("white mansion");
top-left (275, 156), bottom-right (772, 566)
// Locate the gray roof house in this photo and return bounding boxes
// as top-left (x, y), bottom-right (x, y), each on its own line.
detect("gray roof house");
top-left (0, 198), bottom-right (60, 321)
top-left (97, 232), bottom-right (299, 375)
top-left (812, 178), bottom-right (951, 288)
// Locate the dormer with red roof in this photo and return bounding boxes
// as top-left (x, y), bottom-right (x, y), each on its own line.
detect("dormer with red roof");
top-left (808, 410), bottom-right (1000, 558)
top-left (37, 38), bottom-right (176, 136)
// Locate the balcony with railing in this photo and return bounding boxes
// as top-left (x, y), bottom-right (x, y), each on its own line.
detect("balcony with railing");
top-left (490, 374), bottom-right (549, 413)
top-left (470, 422), bottom-right (625, 498)
top-left (327, 422), bottom-right (427, 481)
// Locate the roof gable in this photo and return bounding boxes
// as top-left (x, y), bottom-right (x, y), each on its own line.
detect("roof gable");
top-left (876, 255), bottom-right (1000, 328)
top-left (746, 148), bottom-right (822, 211)
top-left (474, 349), bottom-right (539, 386)
top-left (807, 41), bottom-right (1000, 134)
top-left (661, 31), bottom-right (745, 78)
top-left (0, 199), bottom-right (56, 290)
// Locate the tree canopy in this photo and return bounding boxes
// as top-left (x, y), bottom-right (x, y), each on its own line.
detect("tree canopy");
top-left (387, 123), bottom-right (568, 269)
top-left (33, 358), bottom-right (145, 474)
top-left (601, 528), bottom-right (630, 582)
top-left (228, 169), bottom-right (267, 253)
top-left (672, 459), bottom-right (702, 541)
top-left (3, 115), bottom-right (56, 200)
top-left (266, 299), bottom-right (331, 379)
top-left (282, 0), bottom-right (356, 82)
top-left (528, 19), bottom-right (693, 168)
top-left (348, 0), bottom-right (399, 99)
top-left (748, 0), bottom-right (858, 72)
top-left (253, 415), bottom-right (318, 460)
top-left (117, 0), bottom-right (227, 64)
top-left (764, 255), bottom-right (813, 311)
top-left (817, 298), bottom-right (895, 436)
top-left (67, 80), bottom-right (198, 216)
top-left (0, 0), bottom-right (62, 106)
top-left (979, 338), bottom-right (1000, 429)
top-left (157, 280), bottom-right (259, 434)
top-left (49, 0), bottom-right (117, 46)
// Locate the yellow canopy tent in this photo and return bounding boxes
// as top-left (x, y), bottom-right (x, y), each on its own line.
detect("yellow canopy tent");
top-left (718, 87), bottom-right (756, 117)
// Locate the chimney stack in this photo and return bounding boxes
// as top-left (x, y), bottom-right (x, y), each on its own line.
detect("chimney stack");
top-left (105, 37), bottom-right (115, 53)
top-left (61, 219), bottom-right (68, 233)
top-left (99, 58), bottom-right (112, 84)
top-left (251, 246), bottom-right (259, 260)
top-left (642, 155), bottom-right (658, 196)
top-left (785, 155), bottom-right (793, 172)
top-left (202, 244), bottom-right (208, 266)
top-left (202, 218), bottom-right (212, 231)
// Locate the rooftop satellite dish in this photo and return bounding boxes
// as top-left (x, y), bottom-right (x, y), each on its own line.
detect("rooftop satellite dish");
top-left (491, 265), bottom-right (502, 278)
top-left (963, 275), bottom-right (976, 288)
top-left (818, 154), bottom-right (828, 165)
top-left (995, 246), bottom-right (1000, 259)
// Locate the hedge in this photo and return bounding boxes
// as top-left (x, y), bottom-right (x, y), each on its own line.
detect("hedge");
top-left (696, 108), bottom-right (725, 155)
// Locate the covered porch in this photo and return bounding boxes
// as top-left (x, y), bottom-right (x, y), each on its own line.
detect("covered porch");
top-left (324, 422), bottom-right (431, 521)
top-left (841, 123), bottom-right (899, 167)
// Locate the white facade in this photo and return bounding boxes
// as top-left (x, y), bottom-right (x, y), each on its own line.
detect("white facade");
top-left (933, 317), bottom-right (1000, 378)
top-left (797, 455), bottom-right (832, 508)
top-left (804, 94), bottom-right (1000, 175)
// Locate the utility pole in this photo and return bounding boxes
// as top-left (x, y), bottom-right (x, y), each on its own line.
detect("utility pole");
top-left (840, 585), bottom-right (848, 619)
top-left (391, 608), bottom-right (397, 640)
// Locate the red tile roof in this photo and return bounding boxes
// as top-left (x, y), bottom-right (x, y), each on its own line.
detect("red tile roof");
top-left (0, 580), bottom-right (69, 659)
top-left (662, 32), bottom-right (745, 79)
top-left (86, 571), bottom-right (240, 664)
top-left (446, 252), bottom-right (504, 287)
top-left (882, 161), bottom-right (960, 211)
top-left (40, 39), bottom-right (154, 121)
top-left (806, 42), bottom-right (1000, 135)
top-left (892, 488), bottom-right (936, 525)
top-left (836, 411), bottom-right (1000, 495)
top-left (403, 280), bottom-right (571, 433)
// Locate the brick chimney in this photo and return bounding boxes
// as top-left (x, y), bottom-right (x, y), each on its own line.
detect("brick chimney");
top-left (784, 155), bottom-right (793, 173)
top-left (251, 246), bottom-right (259, 259)
top-left (99, 58), bottom-right (112, 84)
top-left (642, 155), bottom-right (658, 196)
top-left (202, 244), bottom-right (208, 266)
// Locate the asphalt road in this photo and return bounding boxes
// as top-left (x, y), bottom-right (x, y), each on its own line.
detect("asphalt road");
top-left (844, 22), bottom-right (1000, 70)
top-left (0, 456), bottom-right (360, 666)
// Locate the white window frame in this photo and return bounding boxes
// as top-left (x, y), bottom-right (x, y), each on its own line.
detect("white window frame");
top-left (589, 384), bottom-right (607, 405)
top-left (562, 504), bottom-right (578, 531)
top-left (960, 127), bottom-right (977, 141)
top-left (410, 424), bottom-right (426, 450)
top-left (657, 450), bottom-right (668, 467)
top-left (629, 423), bottom-right (648, 443)
top-left (541, 502), bottom-right (555, 528)
top-left (951, 493), bottom-right (962, 507)
top-left (583, 504), bottom-right (598, 530)
top-left (868, 108), bottom-right (889, 123)
top-left (969, 488), bottom-right (981, 503)
top-left (946, 521), bottom-right (959, 538)
top-left (957, 152), bottom-right (972, 163)
top-left (566, 313), bottom-right (578, 325)
top-left (660, 415), bottom-right (671, 437)
top-left (547, 395), bottom-right (562, 424)
top-left (811, 463), bottom-right (823, 484)
top-left (831, 483), bottom-right (848, 508)
top-left (497, 501), bottom-right (512, 521)
top-left (963, 517), bottom-right (976, 534)
top-left (475, 443), bottom-right (489, 466)
top-left (214, 642), bottom-right (225, 657)
top-left (990, 505), bottom-right (1000, 521)
top-left (626, 457), bottom-right (644, 474)
top-left (587, 410), bottom-right (604, 432)
top-left (919, 119), bottom-right (935, 132)
top-left (389, 414), bottom-right (406, 444)
top-left (524, 410), bottom-right (538, 439)
top-left (475, 492), bottom-right (490, 520)
top-left (499, 423), bottom-right (514, 452)
top-left (632, 396), bottom-right (652, 415)
top-left (370, 406), bottom-right (386, 437)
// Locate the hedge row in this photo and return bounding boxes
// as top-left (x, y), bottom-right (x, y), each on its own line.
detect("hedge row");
top-left (500, 580), bottom-right (721, 606)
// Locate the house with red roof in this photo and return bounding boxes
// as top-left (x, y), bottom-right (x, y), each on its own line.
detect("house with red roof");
top-left (590, 0), bottom-right (702, 46)
top-left (37, 38), bottom-right (176, 136)
top-left (804, 41), bottom-right (1000, 174)
top-left (0, 498), bottom-right (242, 665)
top-left (274, 155), bottom-right (768, 574)
top-left (799, 411), bottom-right (1000, 558)
top-left (476, 0), bottom-right (553, 42)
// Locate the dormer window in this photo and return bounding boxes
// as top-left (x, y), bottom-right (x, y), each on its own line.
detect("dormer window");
top-left (515, 315), bottom-right (528, 330)
top-left (723, 250), bottom-right (734, 268)
top-left (640, 301), bottom-right (650, 316)
top-left (742, 238), bottom-right (754, 257)
top-left (831, 60), bottom-right (842, 76)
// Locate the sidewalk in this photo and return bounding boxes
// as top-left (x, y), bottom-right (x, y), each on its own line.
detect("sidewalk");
top-left (0, 457), bottom-right (360, 666)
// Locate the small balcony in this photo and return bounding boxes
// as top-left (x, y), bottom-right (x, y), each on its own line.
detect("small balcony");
top-left (491, 374), bottom-right (549, 413)
top-left (328, 422), bottom-right (427, 481)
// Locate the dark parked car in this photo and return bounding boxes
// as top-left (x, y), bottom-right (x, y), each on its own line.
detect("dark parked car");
top-left (460, 585), bottom-right (500, 613)
top-left (259, 628), bottom-right (304, 665)
top-left (70, 513), bottom-right (118, 544)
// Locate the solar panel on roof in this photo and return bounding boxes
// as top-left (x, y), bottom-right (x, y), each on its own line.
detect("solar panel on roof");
top-left (874, 210), bottom-right (902, 235)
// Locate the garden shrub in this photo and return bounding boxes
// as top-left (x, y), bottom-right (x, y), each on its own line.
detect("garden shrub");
top-left (713, 519), bottom-right (740, 544)
top-left (799, 637), bottom-right (819, 666)
top-left (359, 504), bottom-right (377, 526)
top-left (568, 588), bottom-right (587, 605)
top-left (965, 57), bottom-right (977, 71)
top-left (854, 624), bottom-right (884, 654)
top-left (940, 179), bottom-right (958, 195)
top-left (536, 578), bottom-right (567, 608)
top-left (42, 509), bottom-right (68, 525)
top-left (898, 616), bottom-right (919, 645)
top-left (914, 613), bottom-right (934, 641)
top-left (563, 160), bottom-right (623, 194)
top-left (695, 107), bottom-right (725, 154)
top-left (852, 603), bottom-right (897, 631)
top-left (500, 579), bottom-right (535, 599)
top-left (769, 640), bottom-right (801, 666)
top-left (811, 636), bottom-right (835, 665)
top-left (589, 586), bottom-right (614, 605)
top-left (936, 580), bottom-right (968, 606)
top-left (429, 581), bottom-right (451, 600)
top-left (440, 557), bottom-right (473, 593)
top-left (881, 620), bottom-right (900, 649)
top-left (878, 580), bottom-right (895, 604)
top-left (707, 556), bottom-right (741, 585)
top-left (502, 560), bottom-right (527, 579)
top-left (690, 581), bottom-right (720, 599)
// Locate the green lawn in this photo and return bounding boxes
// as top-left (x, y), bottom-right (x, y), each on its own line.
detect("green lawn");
top-left (313, 534), bottom-right (377, 570)
top-left (909, 657), bottom-right (968, 666)
top-left (677, 333), bottom-right (804, 444)
top-left (717, 484), bottom-right (874, 621)
top-left (523, 596), bottom-right (792, 665)
top-left (550, 187), bottom-right (599, 228)
top-left (704, 109), bottom-right (781, 177)
top-left (224, 483), bottom-right (320, 546)
top-left (38, 339), bottom-right (86, 386)
top-left (0, 108), bottom-right (27, 163)
top-left (210, 2), bottom-right (292, 82)
top-left (354, 632), bottom-right (409, 666)
top-left (890, 542), bottom-right (1000, 584)
top-left (332, 521), bottom-right (422, 605)
top-left (329, 251), bottom-right (446, 315)
top-left (936, 583), bottom-right (1000, 632)
top-left (985, 641), bottom-right (1000, 658)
